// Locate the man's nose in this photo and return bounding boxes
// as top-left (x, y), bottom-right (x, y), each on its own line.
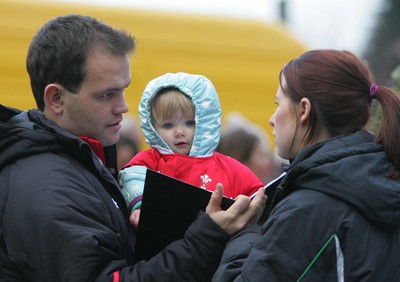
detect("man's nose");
top-left (114, 94), bottom-right (129, 114)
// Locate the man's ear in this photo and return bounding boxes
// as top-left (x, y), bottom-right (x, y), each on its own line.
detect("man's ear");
top-left (43, 83), bottom-right (64, 114)
top-left (299, 97), bottom-right (311, 125)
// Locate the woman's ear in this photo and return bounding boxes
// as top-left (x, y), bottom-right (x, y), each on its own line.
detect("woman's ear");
top-left (298, 97), bottom-right (311, 125)
top-left (43, 83), bottom-right (64, 114)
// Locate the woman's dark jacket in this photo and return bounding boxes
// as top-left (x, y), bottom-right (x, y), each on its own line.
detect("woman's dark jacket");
top-left (213, 130), bottom-right (400, 281)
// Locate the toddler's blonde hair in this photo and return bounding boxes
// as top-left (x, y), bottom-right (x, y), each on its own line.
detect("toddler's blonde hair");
top-left (151, 88), bottom-right (195, 126)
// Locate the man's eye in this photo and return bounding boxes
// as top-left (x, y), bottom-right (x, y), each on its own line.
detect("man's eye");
top-left (100, 92), bottom-right (113, 99)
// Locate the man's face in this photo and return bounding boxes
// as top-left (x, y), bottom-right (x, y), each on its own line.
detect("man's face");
top-left (57, 50), bottom-right (131, 146)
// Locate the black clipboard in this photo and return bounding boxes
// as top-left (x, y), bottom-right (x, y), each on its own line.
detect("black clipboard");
top-left (133, 169), bottom-right (286, 262)
top-left (133, 169), bottom-right (234, 262)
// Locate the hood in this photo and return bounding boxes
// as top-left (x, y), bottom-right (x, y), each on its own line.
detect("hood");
top-left (0, 105), bottom-right (58, 169)
top-left (0, 105), bottom-right (90, 170)
top-left (138, 72), bottom-right (221, 156)
top-left (277, 130), bottom-right (400, 230)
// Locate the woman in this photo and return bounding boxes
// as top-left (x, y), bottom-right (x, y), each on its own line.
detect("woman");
top-left (213, 49), bottom-right (400, 281)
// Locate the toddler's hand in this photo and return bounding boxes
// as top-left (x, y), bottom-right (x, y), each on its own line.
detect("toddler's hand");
top-left (129, 209), bottom-right (141, 228)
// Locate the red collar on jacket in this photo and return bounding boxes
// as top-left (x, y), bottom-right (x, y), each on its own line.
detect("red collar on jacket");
top-left (80, 136), bottom-right (106, 165)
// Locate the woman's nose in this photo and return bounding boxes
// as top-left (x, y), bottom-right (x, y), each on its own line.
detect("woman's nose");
top-left (269, 113), bottom-right (275, 127)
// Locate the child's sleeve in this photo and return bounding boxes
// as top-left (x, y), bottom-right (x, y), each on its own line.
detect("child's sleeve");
top-left (118, 165), bottom-right (147, 211)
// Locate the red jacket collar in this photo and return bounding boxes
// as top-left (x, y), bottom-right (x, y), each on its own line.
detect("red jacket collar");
top-left (80, 136), bottom-right (106, 164)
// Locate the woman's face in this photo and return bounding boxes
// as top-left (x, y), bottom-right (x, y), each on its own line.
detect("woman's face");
top-left (270, 75), bottom-right (329, 161)
top-left (269, 78), bottom-right (299, 160)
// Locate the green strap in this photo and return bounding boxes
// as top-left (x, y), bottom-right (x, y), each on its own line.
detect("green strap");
top-left (297, 234), bottom-right (336, 282)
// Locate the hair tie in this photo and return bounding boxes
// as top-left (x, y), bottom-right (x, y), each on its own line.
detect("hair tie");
top-left (369, 83), bottom-right (379, 98)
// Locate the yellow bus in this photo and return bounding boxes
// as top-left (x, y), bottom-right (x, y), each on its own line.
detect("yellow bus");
top-left (0, 0), bottom-right (305, 149)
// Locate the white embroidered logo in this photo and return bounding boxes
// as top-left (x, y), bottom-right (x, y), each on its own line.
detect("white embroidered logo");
top-left (200, 174), bottom-right (212, 189)
top-left (111, 198), bottom-right (119, 209)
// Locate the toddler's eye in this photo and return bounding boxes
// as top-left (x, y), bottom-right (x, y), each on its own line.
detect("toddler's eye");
top-left (162, 122), bottom-right (173, 129)
top-left (186, 120), bottom-right (195, 127)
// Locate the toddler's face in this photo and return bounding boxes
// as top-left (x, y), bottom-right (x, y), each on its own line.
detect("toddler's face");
top-left (154, 110), bottom-right (195, 155)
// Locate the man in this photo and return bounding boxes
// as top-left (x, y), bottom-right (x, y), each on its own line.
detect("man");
top-left (0, 15), bottom-right (266, 281)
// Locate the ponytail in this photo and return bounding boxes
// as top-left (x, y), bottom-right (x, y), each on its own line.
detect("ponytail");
top-left (373, 85), bottom-right (400, 178)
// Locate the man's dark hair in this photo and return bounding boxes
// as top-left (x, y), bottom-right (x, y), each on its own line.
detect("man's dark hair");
top-left (26, 14), bottom-right (136, 110)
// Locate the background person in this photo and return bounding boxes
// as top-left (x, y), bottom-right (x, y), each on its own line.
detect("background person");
top-left (217, 112), bottom-right (283, 184)
top-left (117, 114), bottom-right (141, 170)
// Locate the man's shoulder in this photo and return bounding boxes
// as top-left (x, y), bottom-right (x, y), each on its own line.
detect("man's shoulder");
top-left (9, 151), bottom-right (94, 186)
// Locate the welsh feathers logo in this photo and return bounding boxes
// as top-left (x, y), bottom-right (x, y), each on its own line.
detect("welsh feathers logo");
top-left (200, 174), bottom-right (212, 189)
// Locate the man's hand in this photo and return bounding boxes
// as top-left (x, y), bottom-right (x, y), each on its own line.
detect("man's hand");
top-left (206, 183), bottom-right (267, 235)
